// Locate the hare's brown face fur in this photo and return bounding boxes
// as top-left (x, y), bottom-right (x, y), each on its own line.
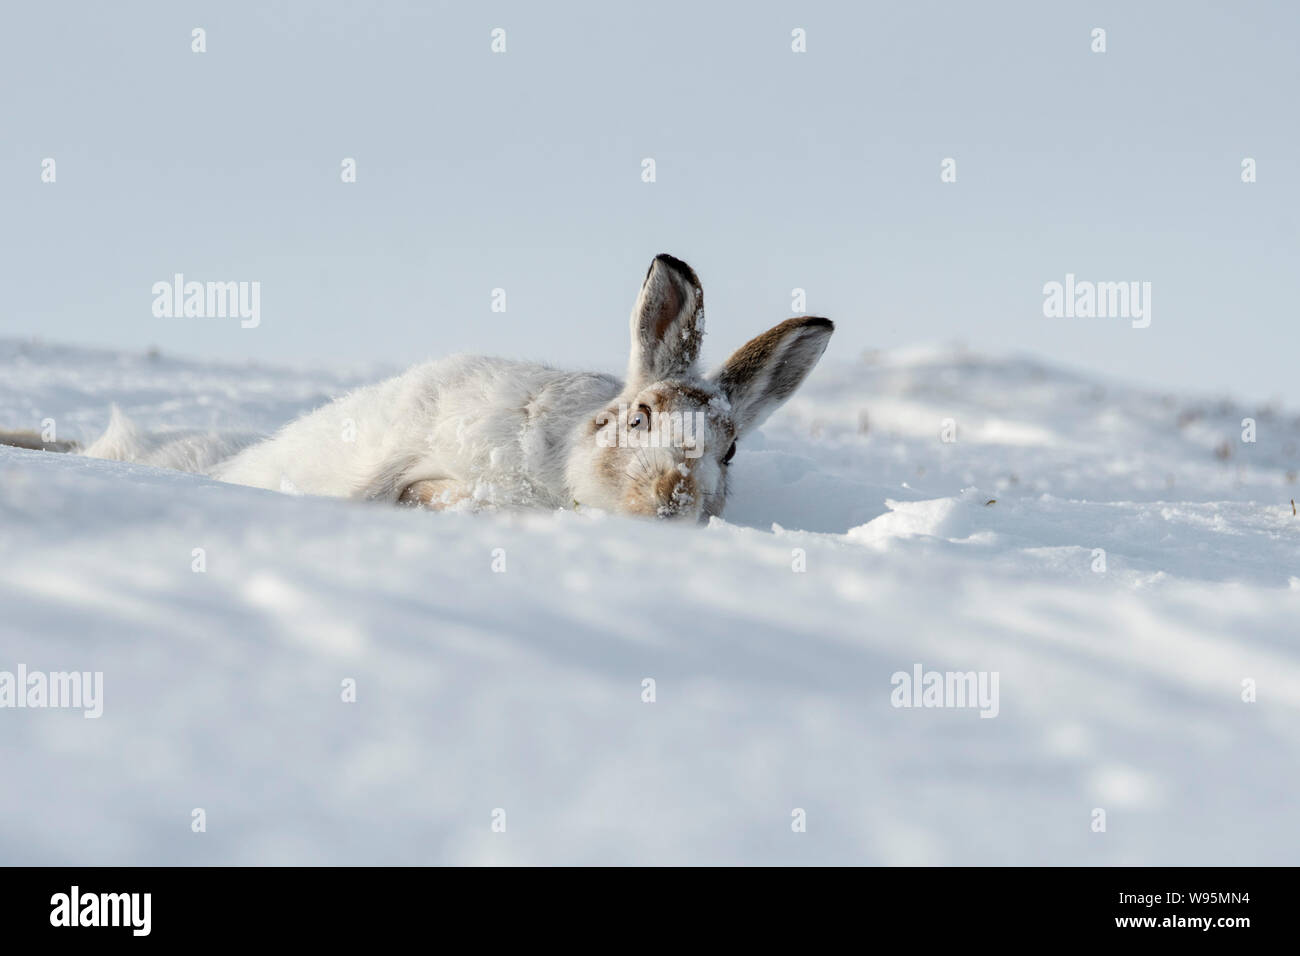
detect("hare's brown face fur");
top-left (565, 255), bottom-right (834, 523)
top-left (585, 379), bottom-right (737, 521)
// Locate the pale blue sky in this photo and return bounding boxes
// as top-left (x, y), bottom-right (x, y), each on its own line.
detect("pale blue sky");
top-left (3, 1), bottom-right (1297, 403)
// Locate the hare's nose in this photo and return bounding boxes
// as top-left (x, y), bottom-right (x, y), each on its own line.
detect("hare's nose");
top-left (653, 469), bottom-right (698, 519)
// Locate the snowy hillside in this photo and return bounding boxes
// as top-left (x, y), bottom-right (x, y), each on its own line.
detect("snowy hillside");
top-left (1, 337), bottom-right (1297, 865)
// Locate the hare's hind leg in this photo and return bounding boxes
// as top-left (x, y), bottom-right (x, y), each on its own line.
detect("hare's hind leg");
top-left (398, 478), bottom-right (472, 511)
top-left (0, 430), bottom-right (79, 453)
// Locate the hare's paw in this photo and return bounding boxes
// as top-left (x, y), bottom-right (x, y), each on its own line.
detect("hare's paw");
top-left (398, 478), bottom-right (471, 511)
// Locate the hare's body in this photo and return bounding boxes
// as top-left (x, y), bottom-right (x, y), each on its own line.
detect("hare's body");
top-left (213, 355), bottom-right (621, 506)
top-left (21, 255), bottom-right (834, 522)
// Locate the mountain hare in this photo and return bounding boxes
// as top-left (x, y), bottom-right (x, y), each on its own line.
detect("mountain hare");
top-left (57, 255), bottom-right (832, 521)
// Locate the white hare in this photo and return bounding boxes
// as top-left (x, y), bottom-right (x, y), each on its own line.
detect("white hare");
top-left (39, 255), bottom-right (834, 521)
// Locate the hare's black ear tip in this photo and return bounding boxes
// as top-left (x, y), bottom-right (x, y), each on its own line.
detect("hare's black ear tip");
top-left (650, 253), bottom-right (698, 285)
top-left (802, 316), bottom-right (835, 333)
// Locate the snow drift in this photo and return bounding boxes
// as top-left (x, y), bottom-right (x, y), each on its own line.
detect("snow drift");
top-left (1, 338), bottom-right (1297, 864)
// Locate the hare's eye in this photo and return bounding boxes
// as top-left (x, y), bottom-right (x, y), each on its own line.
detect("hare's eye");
top-left (629, 406), bottom-right (650, 429)
top-left (722, 441), bottom-right (737, 465)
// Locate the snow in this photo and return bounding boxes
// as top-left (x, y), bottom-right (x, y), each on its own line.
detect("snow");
top-left (1, 337), bottom-right (1297, 864)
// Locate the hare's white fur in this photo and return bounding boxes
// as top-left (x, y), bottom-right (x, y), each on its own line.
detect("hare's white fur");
top-left (78, 255), bottom-right (834, 522)
top-left (212, 355), bottom-right (622, 506)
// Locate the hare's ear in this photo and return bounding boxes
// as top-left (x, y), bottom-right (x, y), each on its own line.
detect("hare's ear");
top-left (627, 254), bottom-right (704, 384)
top-left (710, 316), bottom-right (834, 437)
